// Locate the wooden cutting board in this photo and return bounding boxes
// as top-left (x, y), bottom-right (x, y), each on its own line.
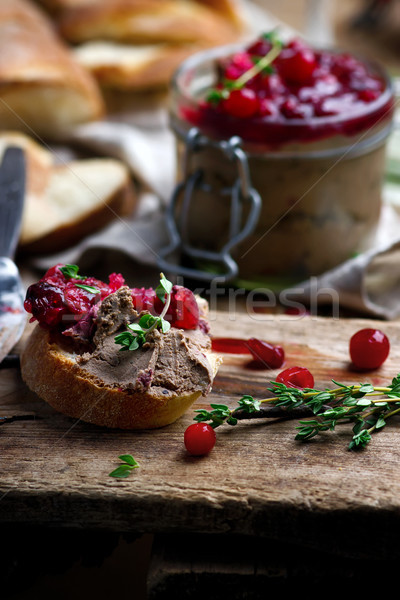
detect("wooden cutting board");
top-left (2, 311), bottom-right (400, 560)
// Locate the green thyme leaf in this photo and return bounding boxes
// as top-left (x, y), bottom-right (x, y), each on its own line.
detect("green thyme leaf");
top-left (129, 323), bottom-right (146, 333)
top-left (118, 454), bottom-right (139, 467)
top-left (261, 29), bottom-right (283, 47)
top-left (375, 416), bottom-right (386, 430)
top-left (237, 395), bottom-right (261, 413)
top-left (349, 429), bottom-right (372, 450)
top-left (206, 88), bottom-right (229, 105)
top-left (159, 318), bottom-right (171, 333)
top-left (60, 264), bottom-right (85, 280)
top-left (75, 284), bottom-right (100, 294)
top-left (139, 314), bottom-right (158, 328)
top-left (109, 454), bottom-right (140, 478)
top-left (155, 273), bottom-right (173, 303)
top-left (109, 465), bottom-right (134, 478)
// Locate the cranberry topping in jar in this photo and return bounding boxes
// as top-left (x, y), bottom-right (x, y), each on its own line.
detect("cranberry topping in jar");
top-left (177, 33), bottom-right (393, 149)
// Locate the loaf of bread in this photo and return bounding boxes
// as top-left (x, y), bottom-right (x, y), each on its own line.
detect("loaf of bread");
top-left (0, 0), bottom-right (104, 137)
top-left (48, 0), bottom-right (246, 90)
top-left (0, 132), bottom-right (136, 253)
top-left (56, 0), bottom-right (243, 45)
top-left (21, 269), bottom-right (222, 429)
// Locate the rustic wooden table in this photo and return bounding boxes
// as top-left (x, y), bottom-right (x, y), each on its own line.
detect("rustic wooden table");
top-left (3, 308), bottom-right (400, 599)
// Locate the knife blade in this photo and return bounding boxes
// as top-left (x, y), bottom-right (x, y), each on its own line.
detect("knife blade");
top-left (0, 147), bottom-right (26, 365)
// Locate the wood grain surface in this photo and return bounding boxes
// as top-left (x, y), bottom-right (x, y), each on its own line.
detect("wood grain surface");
top-left (2, 311), bottom-right (400, 559)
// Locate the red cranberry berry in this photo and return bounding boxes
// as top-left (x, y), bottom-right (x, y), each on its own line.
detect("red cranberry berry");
top-left (349, 328), bottom-right (390, 370)
top-left (224, 52), bottom-right (254, 78)
top-left (24, 281), bottom-right (66, 327)
top-left (155, 285), bottom-right (200, 330)
top-left (276, 366), bottom-right (315, 389)
top-left (277, 44), bottom-right (318, 84)
top-left (246, 338), bottom-right (285, 369)
top-left (246, 38), bottom-right (272, 57)
top-left (223, 88), bottom-right (259, 118)
top-left (184, 423), bottom-right (216, 456)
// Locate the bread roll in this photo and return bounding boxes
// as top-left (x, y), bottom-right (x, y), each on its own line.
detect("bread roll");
top-left (0, 0), bottom-right (104, 137)
top-left (21, 282), bottom-right (222, 429)
top-left (21, 324), bottom-right (221, 429)
top-left (57, 0), bottom-right (242, 46)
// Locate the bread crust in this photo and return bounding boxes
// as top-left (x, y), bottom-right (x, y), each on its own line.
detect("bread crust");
top-left (21, 324), bottom-right (221, 429)
top-left (0, 0), bottom-right (104, 136)
top-left (57, 0), bottom-right (241, 45)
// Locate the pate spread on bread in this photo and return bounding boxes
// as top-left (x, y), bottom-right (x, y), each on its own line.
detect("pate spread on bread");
top-left (21, 264), bottom-right (221, 429)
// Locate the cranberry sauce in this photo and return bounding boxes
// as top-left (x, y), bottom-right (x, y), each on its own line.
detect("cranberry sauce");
top-left (24, 264), bottom-right (200, 332)
top-left (179, 35), bottom-right (394, 147)
top-left (211, 336), bottom-right (285, 369)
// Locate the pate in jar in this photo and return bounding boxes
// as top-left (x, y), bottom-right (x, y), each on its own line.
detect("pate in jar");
top-left (169, 32), bottom-right (395, 287)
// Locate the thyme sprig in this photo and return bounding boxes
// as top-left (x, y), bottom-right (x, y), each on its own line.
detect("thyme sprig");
top-left (193, 374), bottom-right (400, 451)
top-left (115, 273), bottom-right (172, 352)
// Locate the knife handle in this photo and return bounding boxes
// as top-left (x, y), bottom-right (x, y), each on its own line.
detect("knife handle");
top-left (0, 147), bottom-right (26, 258)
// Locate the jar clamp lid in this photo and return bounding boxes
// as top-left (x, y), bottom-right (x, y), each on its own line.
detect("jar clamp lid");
top-left (157, 127), bottom-right (262, 282)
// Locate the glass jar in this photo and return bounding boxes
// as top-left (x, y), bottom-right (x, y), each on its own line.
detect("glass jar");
top-left (168, 41), bottom-right (395, 288)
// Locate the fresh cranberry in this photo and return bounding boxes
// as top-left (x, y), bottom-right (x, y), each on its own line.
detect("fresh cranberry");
top-left (24, 281), bottom-right (66, 327)
top-left (222, 52), bottom-right (254, 81)
top-left (276, 366), bottom-right (315, 389)
top-left (226, 52), bottom-right (254, 74)
top-left (277, 45), bottom-right (318, 84)
top-left (224, 65), bottom-right (244, 81)
top-left (247, 38), bottom-right (272, 56)
top-left (349, 328), bottom-right (390, 370)
top-left (246, 338), bottom-right (285, 369)
top-left (155, 285), bottom-right (200, 330)
top-left (184, 423), bottom-right (216, 456)
top-left (223, 88), bottom-right (259, 118)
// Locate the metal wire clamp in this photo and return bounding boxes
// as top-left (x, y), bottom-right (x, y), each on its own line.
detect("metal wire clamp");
top-left (157, 127), bottom-right (261, 282)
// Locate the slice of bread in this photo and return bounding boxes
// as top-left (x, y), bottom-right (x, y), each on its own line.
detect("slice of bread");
top-left (21, 291), bottom-right (222, 429)
top-left (0, 0), bottom-right (104, 137)
top-left (0, 132), bottom-right (136, 254)
top-left (73, 41), bottom-right (200, 90)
